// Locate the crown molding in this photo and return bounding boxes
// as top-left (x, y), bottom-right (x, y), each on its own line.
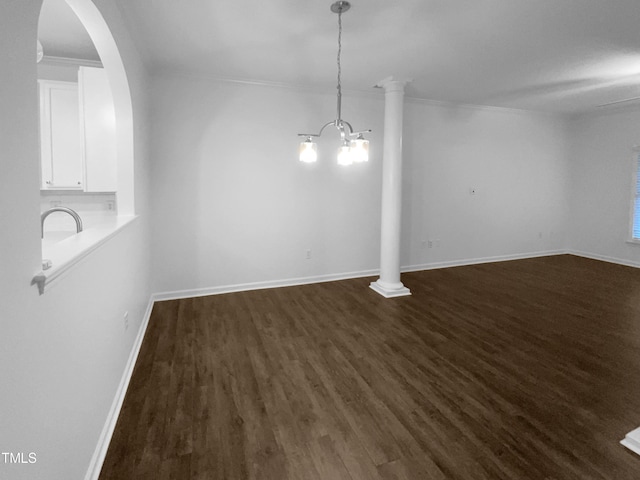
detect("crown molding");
top-left (40, 55), bottom-right (103, 68)
top-left (152, 68), bottom-right (570, 117)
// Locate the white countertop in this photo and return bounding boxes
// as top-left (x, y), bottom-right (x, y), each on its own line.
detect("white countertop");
top-left (34, 214), bottom-right (137, 294)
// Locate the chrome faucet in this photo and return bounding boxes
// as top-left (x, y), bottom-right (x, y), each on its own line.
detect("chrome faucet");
top-left (41, 207), bottom-right (83, 238)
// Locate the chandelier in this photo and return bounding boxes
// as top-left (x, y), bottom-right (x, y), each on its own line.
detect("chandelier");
top-left (298, 1), bottom-right (370, 166)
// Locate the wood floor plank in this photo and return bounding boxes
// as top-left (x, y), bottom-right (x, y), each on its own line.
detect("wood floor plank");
top-left (100, 255), bottom-right (640, 479)
top-left (308, 435), bottom-right (353, 480)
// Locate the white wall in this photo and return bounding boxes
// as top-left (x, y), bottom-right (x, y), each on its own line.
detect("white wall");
top-left (150, 75), bottom-right (385, 293)
top-left (568, 107), bottom-right (640, 265)
top-left (402, 100), bottom-right (569, 268)
top-left (150, 75), bottom-right (570, 294)
top-left (0, 1), bottom-right (151, 479)
top-left (37, 62), bottom-right (79, 82)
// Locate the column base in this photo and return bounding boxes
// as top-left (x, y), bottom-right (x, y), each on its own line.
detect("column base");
top-left (369, 280), bottom-right (411, 298)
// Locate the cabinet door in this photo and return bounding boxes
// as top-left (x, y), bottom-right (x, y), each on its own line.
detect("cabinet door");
top-left (39, 81), bottom-right (83, 189)
top-left (79, 66), bottom-right (117, 192)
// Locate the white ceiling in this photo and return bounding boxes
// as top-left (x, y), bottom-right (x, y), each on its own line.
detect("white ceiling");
top-left (38, 0), bottom-right (100, 62)
top-left (40, 0), bottom-right (640, 114)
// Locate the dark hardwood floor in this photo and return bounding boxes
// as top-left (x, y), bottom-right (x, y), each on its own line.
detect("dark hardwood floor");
top-left (99, 255), bottom-right (640, 479)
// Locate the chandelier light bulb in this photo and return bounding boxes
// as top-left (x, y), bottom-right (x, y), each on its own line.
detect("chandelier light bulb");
top-left (337, 142), bottom-right (352, 166)
top-left (299, 138), bottom-right (318, 163)
top-left (350, 134), bottom-right (369, 163)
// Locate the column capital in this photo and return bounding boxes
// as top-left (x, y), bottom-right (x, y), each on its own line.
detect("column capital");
top-left (374, 76), bottom-right (412, 93)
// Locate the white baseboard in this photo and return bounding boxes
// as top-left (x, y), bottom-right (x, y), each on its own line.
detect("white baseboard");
top-left (153, 269), bottom-right (380, 302)
top-left (84, 296), bottom-right (156, 480)
top-left (401, 249), bottom-right (566, 273)
top-left (567, 249), bottom-right (640, 269)
top-left (154, 251), bottom-right (572, 302)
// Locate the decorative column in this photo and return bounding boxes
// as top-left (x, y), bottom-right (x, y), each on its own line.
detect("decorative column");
top-left (370, 77), bottom-right (411, 298)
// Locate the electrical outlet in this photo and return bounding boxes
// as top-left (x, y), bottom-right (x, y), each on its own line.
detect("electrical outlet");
top-left (428, 240), bottom-right (433, 248)
top-left (306, 249), bottom-right (312, 260)
top-left (123, 311), bottom-right (129, 331)
top-left (106, 201), bottom-right (114, 211)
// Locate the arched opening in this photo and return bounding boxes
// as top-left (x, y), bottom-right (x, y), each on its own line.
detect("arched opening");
top-left (65, 0), bottom-right (134, 215)
top-left (37, 0), bottom-right (134, 217)
top-left (34, 0), bottom-right (135, 291)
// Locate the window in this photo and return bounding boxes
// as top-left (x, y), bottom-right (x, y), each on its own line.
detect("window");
top-left (630, 149), bottom-right (640, 241)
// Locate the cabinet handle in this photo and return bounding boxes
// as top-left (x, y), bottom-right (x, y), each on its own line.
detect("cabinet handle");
top-left (45, 181), bottom-right (51, 185)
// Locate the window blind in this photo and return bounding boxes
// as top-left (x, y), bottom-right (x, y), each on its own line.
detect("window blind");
top-left (633, 152), bottom-right (640, 239)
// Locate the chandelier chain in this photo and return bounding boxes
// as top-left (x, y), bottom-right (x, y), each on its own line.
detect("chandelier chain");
top-left (337, 9), bottom-right (342, 106)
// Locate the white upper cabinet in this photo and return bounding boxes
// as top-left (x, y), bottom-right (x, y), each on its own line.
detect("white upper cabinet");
top-left (39, 81), bottom-right (83, 189)
top-left (79, 66), bottom-right (117, 192)
top-left (39, 66), bottom-right (117, 192)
